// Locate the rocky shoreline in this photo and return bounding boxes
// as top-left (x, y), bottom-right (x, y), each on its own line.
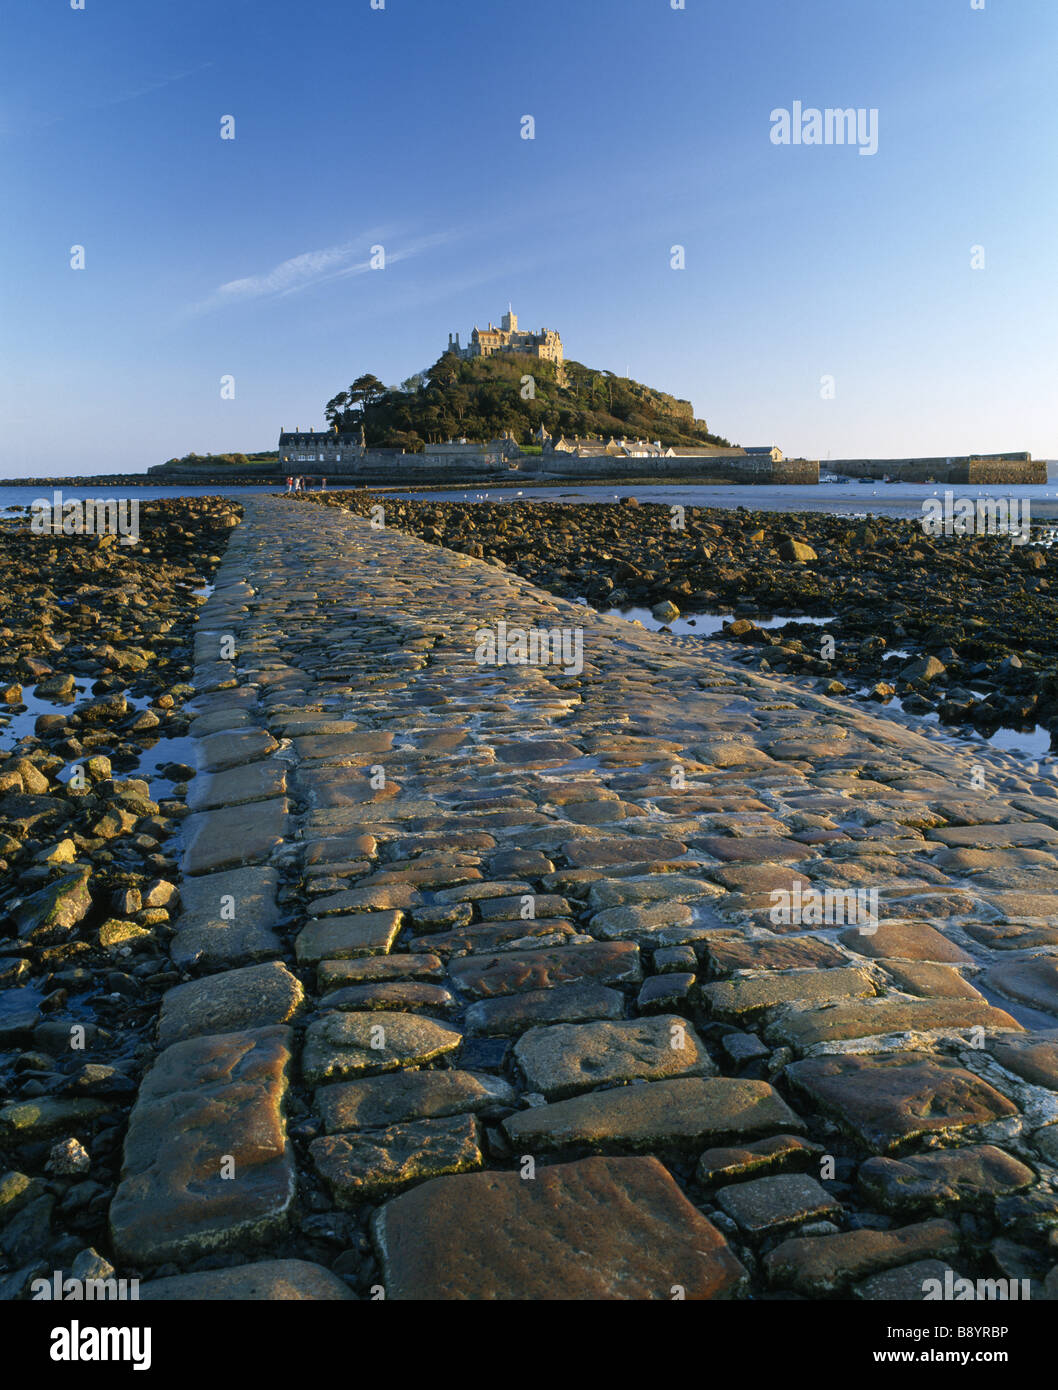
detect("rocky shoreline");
top-left (299, 492), bottom-right (1058, 750)
top-left (0, 499), bottom-right (239, 1293)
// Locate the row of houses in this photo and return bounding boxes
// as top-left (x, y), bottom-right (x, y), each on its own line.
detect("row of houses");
top-left (276, 426), bottom-right (529, 475)
top-left (539, 429), bottom-right (784, 462)
top-left (277, 424), bottom-right (787, 473)
top-left (276, 421), bottom-right (803, 476)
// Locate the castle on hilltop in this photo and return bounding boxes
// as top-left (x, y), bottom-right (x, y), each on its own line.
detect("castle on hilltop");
top-left (448, 307), bottom-right (565, 377)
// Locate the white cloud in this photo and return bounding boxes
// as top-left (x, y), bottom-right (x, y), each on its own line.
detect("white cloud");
top-left (188, 230), bottom-right (458, 317)
top-left (213, 243), bottom-right (368, 303)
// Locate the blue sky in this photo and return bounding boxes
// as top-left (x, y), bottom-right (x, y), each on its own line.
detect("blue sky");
top-left (2, 0), bottom-right (1056, 475)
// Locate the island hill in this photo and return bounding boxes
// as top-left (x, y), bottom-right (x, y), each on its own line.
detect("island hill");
top-left (155, 316), bottom-right (816, 485)
top-left (149, 308), bottom-right (1044, 487)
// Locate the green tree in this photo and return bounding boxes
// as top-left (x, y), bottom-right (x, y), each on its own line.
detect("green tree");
top-left (348, 374), bottom-right (386, 412)
top-left (325, 391), bottom-right (350, 425)
top-left (427, 353), bottom-right (460, 389)
top-left (324, 351), bottom-right (730, 452)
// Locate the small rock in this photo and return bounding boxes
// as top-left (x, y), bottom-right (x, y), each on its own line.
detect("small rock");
top-left (34, 839), bottom-right (77, 865)
top-left (46, 1137), bottom-right (92, 1176)
top-left (70, 1247), bottom-right (115, 1282)
top-left (99, 919), bottom-right (152, 950)
top-left (901, 655), bottom-right (946, 684)
top-left (142, 879), bottom-right (178, 908)
top-left (11, 868), bottom-right (92, 944)
top-left (778, 540), bottom-right (817, 563)
top-left (652, 600), bottom-right (680, 623)
top-left (112, 887), bottom-right (142, 916)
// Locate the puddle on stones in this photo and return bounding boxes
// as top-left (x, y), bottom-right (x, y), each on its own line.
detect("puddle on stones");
top-left (0, 681), bottom-right (93, 744)
top-left (602, 605), bottom-right (837, 638)
top-left (594, 603), bottom-right (1056, 773)
top-left (0, 682), bottom-right (197, 802)
top-left (848, 686), bottom-right (1055, 763)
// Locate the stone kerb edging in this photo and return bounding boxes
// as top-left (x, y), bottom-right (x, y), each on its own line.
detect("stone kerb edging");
top-left (110, 508), bottom-right (307, 1279)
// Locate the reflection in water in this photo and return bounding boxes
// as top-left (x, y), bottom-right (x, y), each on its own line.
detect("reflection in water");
top-left (606, 605), bottom-right (836, 638)
top-left (0, 682), bottom-right (195, 801)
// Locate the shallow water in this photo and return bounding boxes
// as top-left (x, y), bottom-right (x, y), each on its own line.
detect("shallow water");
top-left (605, 605), bottom-right (837, 639)
top-left (396, 477), bottom-right (1058, 522)
top-left (2, 474), bottom-right (1057, 525)
top-left (595, 606), bottom-right (1057, 772)
top-left (0, 682), bottom-right (195, 801)
top-left (0, 484), bottom-right (281, 516)
top-left (0, 681), bottom-right (92, 744)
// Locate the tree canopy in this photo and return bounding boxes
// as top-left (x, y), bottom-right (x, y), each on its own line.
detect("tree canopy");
top-left (322, 352), bottom-right (730, 451)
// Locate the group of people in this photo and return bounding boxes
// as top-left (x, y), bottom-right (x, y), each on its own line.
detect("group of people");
top-left (286, 476), bottom-right (327, 493)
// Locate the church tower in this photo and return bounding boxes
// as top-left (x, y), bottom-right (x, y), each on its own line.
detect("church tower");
top-left (501, 304), bottom-right (517, 334)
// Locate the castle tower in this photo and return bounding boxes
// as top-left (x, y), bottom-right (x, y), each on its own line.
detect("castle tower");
top-left (501, 304), bottom-right (517, 334)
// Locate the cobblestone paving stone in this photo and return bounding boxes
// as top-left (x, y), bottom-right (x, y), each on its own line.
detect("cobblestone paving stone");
top-left (108, 498), bottom-right (1058, 1299)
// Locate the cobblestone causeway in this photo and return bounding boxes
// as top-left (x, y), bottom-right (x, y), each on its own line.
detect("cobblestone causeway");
top-left (110, 498), bottom-right (1058, 1300)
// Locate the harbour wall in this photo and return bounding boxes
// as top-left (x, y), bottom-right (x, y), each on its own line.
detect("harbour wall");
top-left (829, 455), bottom-right (1046, 484)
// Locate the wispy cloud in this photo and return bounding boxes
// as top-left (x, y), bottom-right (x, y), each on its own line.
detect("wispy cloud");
top-left (199, 241), bottom-right (375, 311)
top-left (187, 229), bottom-right (460, 317)
top-left (0, 63), bottom-right (215, 140)
top-left (98, 62), bottom-right (216, 114)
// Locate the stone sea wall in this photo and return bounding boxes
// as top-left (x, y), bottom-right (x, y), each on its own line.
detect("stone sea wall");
top-left (151, 453), bottom-right (820, 488)
top-left (525, 455), bottom-right (821, 485)
top-left (830, 455), bottom-right (1046, 485)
